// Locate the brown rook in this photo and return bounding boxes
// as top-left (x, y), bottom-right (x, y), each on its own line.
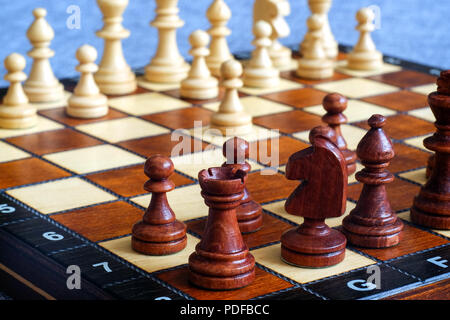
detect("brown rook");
top-left (189, 167), bottom-right (255, 290)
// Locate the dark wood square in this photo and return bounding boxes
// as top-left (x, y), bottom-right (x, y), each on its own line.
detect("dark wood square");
top-left (6, 128), bottom-right (102, 155)
top-left (51, 201), bottom-right (143, 242)
top-left (354, 114), bottom-right (435, 140)
top-left (86, 164), bottom-right (194, 198)
top-left (347, 177), bottom-right (420, 212)
top-left (390, 142), bottom-right (431, 173)
top-left (253, 110), bottom-right (323, 134)
top-left (247, 171), bottom-right (298, 204)
top-left (261, 87), bottom-right (329, 109)
top-left (156, 265), bottom-right (293, 300)
top-left (361, 90), bottom-right (429, 111)
top-left (118, 133), bottom-right (210, 158)
top-left (368, 70), bottom-right (437, 89)
top-left (280, 70), bottom-right (350, 86)
top-left (142, 106), bottom-right (213, 130)
top-left (187, 212), bottom-right (293, 249)
top-left (39, 107), bottom-right (128, 127)
top-left (354, 223), bottom-right (449, 261)
top-left (249, 136), bottom-right (309, 166)
top-left (0, 158), bottom-right (70, 189)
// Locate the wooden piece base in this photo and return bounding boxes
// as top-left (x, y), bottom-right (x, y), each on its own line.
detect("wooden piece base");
top-left (410, 207), bottom-right (450, 230)
top-left (95, 73), bottom-right (137, 96)
top-left (347, 51), bottom-right (383, 71)
top-left (23, 81), bottom-right (64, 103)
top-left (243, 68), bottom-right (280, 88)
top-left (144, 62), bottom-right (190, 84)
top-left (296, 59), bottom-right (333, 80)
top-left (131, 220), bottom-right (187, 255)
top-left (66, 94), bottom-right (108, 119)
top-left (180, 78), bottom-right (219, 100)
top-left (0, 105), bottom-right (37, 129)
top-left (280, 222), bottom-right (346, 268)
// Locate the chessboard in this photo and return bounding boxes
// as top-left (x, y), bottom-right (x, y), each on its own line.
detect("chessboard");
top-left (0, 46), bottom-right (449, 301)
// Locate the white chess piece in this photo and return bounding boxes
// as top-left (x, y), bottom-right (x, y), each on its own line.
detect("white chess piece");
top-left (300, 0), bottom-right (338, 60)
top-left (144, 0), bottom-right (189, 83)
top-left (243, 20), bottom-right (280, 88)
top-left (347, 7), bottom-right (383, 70)
top-left (206, 0), bottom-right (233, 77)
top-left (210, 60), bottom-right (252, 136)
top-left (66, 45), bottom-right (109, 119)
top-left (296, 14), bottom-right (333, 79)
top-left (23, 8), bottom-right (64, 102)
top-left (180, 30), bottom-right (219, 100)
top-left (0, 53), bottom-right (37, 129)
top-left (253, 0), bottom-right (292, 69)
top-left (94, 0), bottom-right (137, 95)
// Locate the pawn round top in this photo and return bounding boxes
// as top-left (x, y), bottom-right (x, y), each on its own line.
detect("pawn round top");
top-left (76, 45), bottom-right (98, 64)
top-left (189, 30), bottom-right (209, 48)
top-left (356, 7), bottom-right (375, 23)
top-left (33, 8), bottom-right (47, 18)
top-left (223, 137), bottom-right (249, 162)
top-left (323, 93), bottom-right (347, 114)
top-left (368, 114), bottom-right (386, 129)
top-left (4, 53), bottom-right (26, 72)
top-left (253, 20), bottom-right (272, 38)
top-left (307, 14), bottom-right (324, 30)
top-left (144, 155), bottom-right (174, 180)
top-left (221, 59), bottom-right (243, 80)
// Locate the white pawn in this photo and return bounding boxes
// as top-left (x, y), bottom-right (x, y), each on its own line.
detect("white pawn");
top-left (66, 45), bottom-right (108, 119)
top-left (243, 20), bottom-right (279, 88)
top-left (210, 60), bottom-right (252, 136)
top-left (180, 30), bottom-right (218, 100)
top-left (347, 8), bottom-right (383, 70)
top-left (296, 14), bottom-right (333, 79)
top-left (0, 53), bottom-right (37, 129)
top-left (23, 8), bottom-right (64, 102)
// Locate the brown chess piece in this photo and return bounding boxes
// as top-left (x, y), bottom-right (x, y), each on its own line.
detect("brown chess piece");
top-left (281, 126), bottom-right (348, 268)
top-left (188, 167), bottom-right (255, 290)
top-left (322, 92), bottom-right (357, 176)
top-left (342, 114), bottom-right (404, 248)
top-left (222, 137), bottom-right (263, 233)
top-left (411, 70), bottom-right (450, 230)
top-left (131, 155), bottom-right (187, 255)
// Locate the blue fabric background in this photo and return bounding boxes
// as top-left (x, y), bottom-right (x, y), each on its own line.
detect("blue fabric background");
top-left (0, 0), bottom-right (449, 87)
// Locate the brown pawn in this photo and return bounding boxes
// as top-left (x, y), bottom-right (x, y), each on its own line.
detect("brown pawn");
top-left (281, 126), bottom-right (348, 268)
top-left (189, 167), bottom-right (255, 290)
top-left (322, 93), bottom-right (357, 175)
top-left (222, 137), bottom-right (263, 233)
top-left (411, 70), bottom-right (450, 229)
top-left (132, 155), bottom-right (187, 255)
top-left (342, 114), bottom-right (404, 248)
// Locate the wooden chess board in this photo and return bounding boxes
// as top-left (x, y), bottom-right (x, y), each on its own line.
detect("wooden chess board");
top-left (0, 46), bottom-right (449, 300)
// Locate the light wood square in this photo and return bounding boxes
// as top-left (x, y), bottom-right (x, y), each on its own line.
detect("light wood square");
top-left (314, 78), bottom-right (399, 99)
top-left (410, 83), bottom-right (437, 95)
top-left (409, 107), bottom-right (434, 122)
top-left (334, 60), bottom-right (402, 77)
top-left (403, 134), bottom-right (432, 152)
top-left (348, 162), bottom-right (364, 184)
top-left (170, 148), bottom-right (265, 180)
top-left (0, 116), bottom-right (64, 139)
top-left (239, 79), bottom-right (303, 95)
top-left (190, 124), bottom-right (280, 146)
top-left (99, 234), bottom-right (200, 273)
top-left (7, 177), bottom-right (116, 214)
top-left (108, 92), bottom-right (191, 116)
top-left (75, 117), bottom-right (170, 143)
top-left (399, 168), bottom-right (427, 186)
top-left (203, 96), bottom-right (293, 117)
top-left (293, 124), bottom-right (367, 150)
top-left (136, 75), bottom-right (183, 92)
top-left (31, 91), bottom-right (71, 110)
top-left (263, 200), bottom-right (356, 227)
top-left (0, 141), bottom-right (30, 163)
top-left (252, 243), bottom-right (375, 284)
top-left (397, 211), bottom-right (450, 238)
top-left (303, 99), bottom-right (396, 123)
top-left (44, 144), bottom-right (145, 174)
top-left (131, 184), bottom-right (207, 221)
